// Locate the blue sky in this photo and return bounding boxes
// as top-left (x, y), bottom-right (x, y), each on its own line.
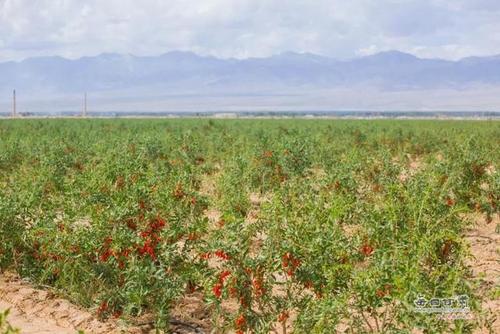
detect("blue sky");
top-left (1, 0), bottom-right (500, 62)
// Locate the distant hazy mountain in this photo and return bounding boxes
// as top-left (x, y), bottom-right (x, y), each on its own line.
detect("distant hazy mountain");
top-left (1, 50), bottom-right (500, 112)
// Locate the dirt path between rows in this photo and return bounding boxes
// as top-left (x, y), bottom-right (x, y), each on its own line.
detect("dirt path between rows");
top-left (0, 299), bottom-right (75, 334)
top-left (0, 273), bottom-right (124, 333)
top-left (0, 273), bottom-right (207, 334)
top-left (465, 213), bottom-right (500, 334)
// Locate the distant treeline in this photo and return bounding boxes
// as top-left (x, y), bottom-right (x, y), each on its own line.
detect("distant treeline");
top-left (1, 111), bottom-right (499, 119)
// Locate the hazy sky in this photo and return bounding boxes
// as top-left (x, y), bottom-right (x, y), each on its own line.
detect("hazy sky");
top-left (1, 0), bottom-right (500, 62)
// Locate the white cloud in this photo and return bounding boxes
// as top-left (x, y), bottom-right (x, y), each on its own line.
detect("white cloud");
top-left (0, 0), bottom-right (499, 61)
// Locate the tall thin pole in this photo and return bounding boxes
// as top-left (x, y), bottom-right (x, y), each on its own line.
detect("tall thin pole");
top-left (12, 89), bottom-right (16, 117)
top-left (83, 92), bottom-right (87, 117)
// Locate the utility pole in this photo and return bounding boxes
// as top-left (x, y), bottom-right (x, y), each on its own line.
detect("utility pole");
top-left (12, 89), bottom-right (16, 117)
top-left (83, 92), bottom-right (87, 117)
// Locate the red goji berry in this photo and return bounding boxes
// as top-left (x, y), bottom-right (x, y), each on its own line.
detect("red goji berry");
top-left (213, 282), bottom-right (223, 298)
top-left (215, 249), bottom-right (230, 260)
top-left (199, 252), bottom-right (211, 260)
top-left (278, 311), bottom-right (289, 322)
top-left (361, 243), bottom-right (374, 256)
top-left (235, 313), bottom-right (246, 328)
top-left (219, 270), bottom-right (231, 283)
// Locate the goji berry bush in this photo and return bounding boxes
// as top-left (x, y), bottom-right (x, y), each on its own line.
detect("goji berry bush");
top-left (0, 119), bottom-right (498, 333)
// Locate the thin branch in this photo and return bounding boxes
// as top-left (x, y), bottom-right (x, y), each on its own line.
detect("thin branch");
top-left (359, 310), bottom-right (375, 333)
top-left (372, 310), bottom-right (380, 333)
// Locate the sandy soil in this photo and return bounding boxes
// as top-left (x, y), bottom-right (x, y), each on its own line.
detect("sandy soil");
top-left (0, 273), bottom-right (207, 334)
top-left (0, 273), bottom-right (121, 333)
top-left (465, 213), bottom-right (500, 334)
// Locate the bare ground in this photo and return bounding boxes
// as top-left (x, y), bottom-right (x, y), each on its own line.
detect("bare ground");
top-left (0, 273), bottom-right (207, 334)
top-left (466, 213), bottom-right (500, 334)
top-left (0, 273), bottom-right (121, 333)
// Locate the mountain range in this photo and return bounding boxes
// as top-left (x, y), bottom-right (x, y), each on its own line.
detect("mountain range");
top-left (1, 51), bottom-right (500, 112)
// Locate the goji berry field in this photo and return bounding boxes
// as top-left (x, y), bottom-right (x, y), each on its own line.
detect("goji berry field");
top-left (0, 119), bottom-right (498, 333)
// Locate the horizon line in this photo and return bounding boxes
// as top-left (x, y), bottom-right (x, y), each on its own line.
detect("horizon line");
top-left (3, 49), bottom-right (500, 64)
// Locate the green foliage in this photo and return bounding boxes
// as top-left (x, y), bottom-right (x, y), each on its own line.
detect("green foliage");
top-left (0, 119), bottom-right (498, 333)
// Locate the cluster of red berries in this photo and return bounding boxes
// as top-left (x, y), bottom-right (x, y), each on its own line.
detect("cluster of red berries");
top-left (98, 237), bottom-right (131, 269)
top-left (99, 216), bottom-right (167, 264)
top-left (278, 311), bottom-right (289, 323)
top-left (375, 284), bottom-right (392, 298)
top-left (97, 301), bottom-right (108, 317)
top-left (199, 252), bottom-right (211, 260)
top-left (214, 249), bottom-right (230, 260)
top-left (137, 216), bottom-right (166, 260)
top-left (199, 249), bottom-right (230, 261)
top-left (252, 276), bottom-right (265, 298)
top-left (282, 252), bottom-right (301, 276)
top-left (235, 313), bottom-right (246, 334)
top-left (99, 237), bottom-right (114, 262)
top-left (360, 243), bottom-right (374, 257)
top-left (213, 270), bottom-right (232, 299)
